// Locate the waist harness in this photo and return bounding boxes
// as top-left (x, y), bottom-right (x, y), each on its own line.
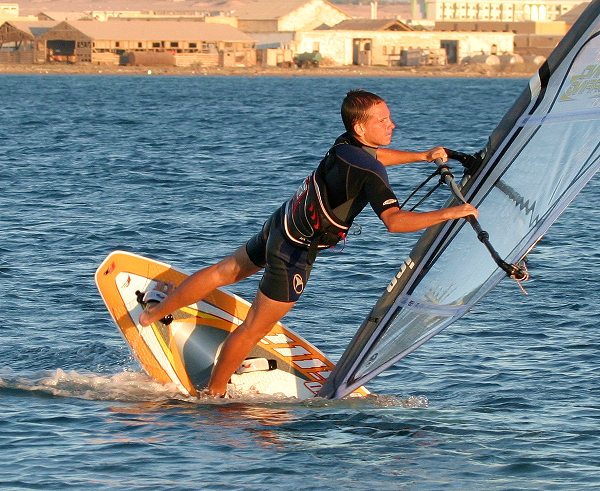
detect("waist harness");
top-left (283, 170), bottom-right (350, 263)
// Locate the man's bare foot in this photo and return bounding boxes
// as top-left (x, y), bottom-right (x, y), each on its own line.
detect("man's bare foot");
top-left (198, 388), bottom-right (227, 398)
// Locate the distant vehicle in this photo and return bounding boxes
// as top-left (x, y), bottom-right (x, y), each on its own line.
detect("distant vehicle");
top-left (293, 51), bottom-right (323, 68)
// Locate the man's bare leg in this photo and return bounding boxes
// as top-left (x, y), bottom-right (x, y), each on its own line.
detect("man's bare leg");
top-left (207, 290), bottom-right (295, 396)
top-left (139, 246), bottom-right (261, 326)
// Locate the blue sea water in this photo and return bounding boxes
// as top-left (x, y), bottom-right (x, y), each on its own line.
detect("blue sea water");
top-left (1, 74), bottom-right (599, 490)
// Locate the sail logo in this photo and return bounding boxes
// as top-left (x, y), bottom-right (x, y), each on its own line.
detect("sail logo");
top-left (387, 257), bottom-right (415, 292)
top-left (559, 64), bottom-right (600, 102)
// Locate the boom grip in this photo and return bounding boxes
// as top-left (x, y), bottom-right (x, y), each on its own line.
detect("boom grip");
top-left (435, 159), bottom-right (527, 280)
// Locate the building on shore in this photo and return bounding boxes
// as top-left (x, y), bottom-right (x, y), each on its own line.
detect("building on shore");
top-left (0, 19), bottom-right (256, 67)
top-left (1, 0), bottom-right (585, 69)
top-left (296, 21), bottom-right (514, 65)
top-left (0, 2), bottom-right (37, 22)
top-left (234, 0), bottom-right (349, 32)
top-left (86, 10), bottom-right (238, 28)
top-left (0, 20), bottom-right (54, 63)
top-left (412, 0), bottom-right (588, 22)
top-left (435, 19), bottom-right (568, 57)
top-left (37, 11), bottom-right (88, 22)
top-left (236, 0), bottom-right (350, 66)
top-left (0, 2), bottom-right (18, 17)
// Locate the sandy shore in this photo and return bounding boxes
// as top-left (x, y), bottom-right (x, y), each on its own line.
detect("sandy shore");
top-left (0, 62), bottom-right (537, 78)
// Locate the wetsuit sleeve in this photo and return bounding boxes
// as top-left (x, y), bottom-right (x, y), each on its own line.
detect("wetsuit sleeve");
top-left (363, 171), bottom-right (400, 217)
top-left (329, 143), bottom-right (401, 221)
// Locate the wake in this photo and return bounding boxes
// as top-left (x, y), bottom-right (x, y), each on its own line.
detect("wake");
top-left (0, 368), bottom-right (184, 402)
top-left (0, 367), bottom-right (429, 409)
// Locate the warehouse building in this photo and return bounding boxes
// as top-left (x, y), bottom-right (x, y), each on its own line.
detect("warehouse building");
top-left (0, 20), bottom-right (55, 63)
top-left (0, 19), bottom-right (256, 67)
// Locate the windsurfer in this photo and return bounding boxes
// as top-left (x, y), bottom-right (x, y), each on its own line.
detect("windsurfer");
top-left (139, 90), bottom-right (478, 397)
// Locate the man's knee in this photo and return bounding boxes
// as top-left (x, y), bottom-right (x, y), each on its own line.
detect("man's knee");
top-left (214, 247), bottom-right (257, 283)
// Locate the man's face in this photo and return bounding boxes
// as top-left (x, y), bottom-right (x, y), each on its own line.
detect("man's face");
top-left (355, 101), bottom-right (395, 147)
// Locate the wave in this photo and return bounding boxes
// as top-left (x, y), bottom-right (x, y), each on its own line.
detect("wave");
top-left (0, 368), bottom-right (184, 403)
top-left (0, 367), bottom-right (428, 409)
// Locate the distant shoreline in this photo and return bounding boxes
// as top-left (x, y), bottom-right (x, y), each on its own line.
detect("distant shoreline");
top-left (0, 62), bottom-right (536, 78)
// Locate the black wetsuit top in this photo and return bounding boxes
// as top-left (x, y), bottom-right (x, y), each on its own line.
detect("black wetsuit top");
top-left (283, 132), bottom-right (400, 248)
top-left (320, 132), bottom-right (400, 223)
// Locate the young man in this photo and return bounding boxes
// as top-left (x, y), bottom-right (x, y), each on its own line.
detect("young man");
top-left (139, 90), bottom-right (478, 397)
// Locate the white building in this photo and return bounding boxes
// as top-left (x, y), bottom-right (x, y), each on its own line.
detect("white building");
top-left (295, 27), bottom-right (514, 65)
top-left (0, 3), bottom-right (18, 17)
top-left (413, 0), bottom-right (587, 21)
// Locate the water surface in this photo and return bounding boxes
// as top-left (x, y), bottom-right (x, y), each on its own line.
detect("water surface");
top-left (1, 75), bottom-right (599, 489)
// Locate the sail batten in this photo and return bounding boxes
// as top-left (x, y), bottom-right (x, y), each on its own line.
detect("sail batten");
top-left (319, 0), bottom-right (600, 400)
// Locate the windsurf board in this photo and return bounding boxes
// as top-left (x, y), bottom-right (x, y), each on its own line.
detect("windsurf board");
top-left (95, 250), bottom-right (368, 399)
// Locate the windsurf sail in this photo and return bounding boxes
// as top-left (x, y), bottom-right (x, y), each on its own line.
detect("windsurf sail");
top-left (319, 0), bottom-right (600, 399)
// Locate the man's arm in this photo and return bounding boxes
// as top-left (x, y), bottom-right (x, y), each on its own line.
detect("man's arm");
top-left (377, 146), bottom-right (448, 167)
top-left (380, 204), bottom-right (478, 233)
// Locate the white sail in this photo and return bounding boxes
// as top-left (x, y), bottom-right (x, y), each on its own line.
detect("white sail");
top-left (319, 0), bottom-right (600, 399)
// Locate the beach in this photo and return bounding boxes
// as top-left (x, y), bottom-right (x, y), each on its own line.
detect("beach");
top-left (0, 61), bottom-right (538, 77)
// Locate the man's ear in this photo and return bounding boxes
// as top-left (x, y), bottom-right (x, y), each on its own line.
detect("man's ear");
top-left (353, 121), bottom-right (364, 137)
